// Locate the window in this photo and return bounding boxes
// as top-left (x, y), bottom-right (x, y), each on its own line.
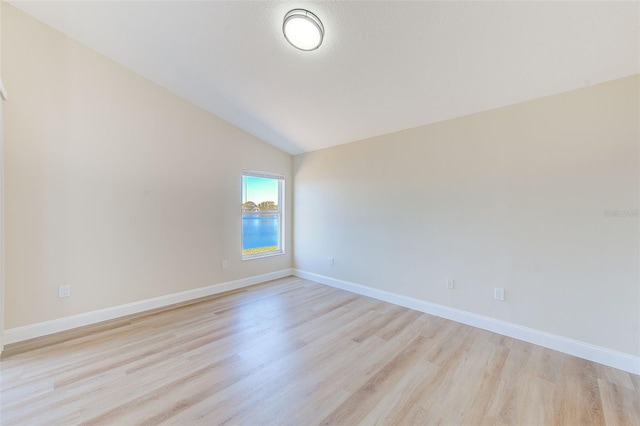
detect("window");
top-left (242, 171), bottom-right (284, 259)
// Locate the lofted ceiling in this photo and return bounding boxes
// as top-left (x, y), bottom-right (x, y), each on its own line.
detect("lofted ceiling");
top-left (7, 1), bottom-right (640, 155)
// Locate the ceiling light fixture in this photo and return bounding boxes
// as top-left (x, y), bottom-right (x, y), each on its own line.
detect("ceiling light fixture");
top-left (283, 9), bottom-right (324, 51)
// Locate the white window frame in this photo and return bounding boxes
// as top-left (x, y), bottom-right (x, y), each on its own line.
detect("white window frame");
top-left (241, 170), bottom-right (285, 260)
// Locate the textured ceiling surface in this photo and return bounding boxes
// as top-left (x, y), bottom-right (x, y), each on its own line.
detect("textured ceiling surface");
top-left (8, 1), bottom-right (640, 155)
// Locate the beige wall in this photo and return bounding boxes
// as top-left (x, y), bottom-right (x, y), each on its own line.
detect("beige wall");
top-left (2, 5), bottom-right (292, 329)
top-left (294, 75), bottom-right (640, 357)
top-left (3, 2), bottom-right (638, 361)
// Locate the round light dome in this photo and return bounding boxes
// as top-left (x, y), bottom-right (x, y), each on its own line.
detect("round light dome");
top-left (283, 9), bottom-right (324, 51)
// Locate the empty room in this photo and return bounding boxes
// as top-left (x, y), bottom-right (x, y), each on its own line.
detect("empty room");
top-left (0, 1), bottom-right (639, 425)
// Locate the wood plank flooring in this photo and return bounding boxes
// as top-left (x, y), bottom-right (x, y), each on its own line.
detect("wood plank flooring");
top-left (1, 276), bottom-right (639, 425)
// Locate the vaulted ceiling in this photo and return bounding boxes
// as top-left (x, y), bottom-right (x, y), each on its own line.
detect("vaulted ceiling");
top-left (8, 1), bottom-right (640, 155)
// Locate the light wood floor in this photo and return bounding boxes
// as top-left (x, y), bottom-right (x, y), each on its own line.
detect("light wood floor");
top-left (1, 276), bottom-right (639, 425)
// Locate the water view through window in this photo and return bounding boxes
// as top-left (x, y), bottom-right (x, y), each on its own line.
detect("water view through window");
top-left (242, 216), bottom-right (278, 249)
top-left (242, 173), bottom-right (284, 258)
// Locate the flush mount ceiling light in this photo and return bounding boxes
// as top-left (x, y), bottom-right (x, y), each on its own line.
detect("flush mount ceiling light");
top-left (283, 9), bottom-right (324, 51)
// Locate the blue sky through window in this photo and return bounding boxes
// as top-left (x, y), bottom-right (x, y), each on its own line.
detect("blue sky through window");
top-left (242, 176), bottom-right (279, 204)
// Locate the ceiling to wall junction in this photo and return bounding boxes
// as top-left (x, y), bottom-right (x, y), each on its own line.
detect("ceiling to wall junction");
top-left (8, 1), bottom-right (640, 155)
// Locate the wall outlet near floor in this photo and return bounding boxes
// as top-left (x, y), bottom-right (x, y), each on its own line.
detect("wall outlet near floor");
top-left (329, 257), bottom-right (334, 266)
top-left (58, 284), bottom-right (70, 298)
top-left (494, 287), bottom-right (505, 301)
top-left (447, 278), bottom-right (455, 289)
top-left (222, 260), bottom-right (228, 270)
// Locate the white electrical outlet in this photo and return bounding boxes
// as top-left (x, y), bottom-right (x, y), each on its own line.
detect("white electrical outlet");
top-left (222, 260), bottom-right (228, 270)
top-left (447, 278), bottom-right (455, 289)
top-left (329, 257), bottom-right (334, 266)
top-left (58, 284), bottom-right (70, 298)
top-left (494, 288), bottom-right (505, 301)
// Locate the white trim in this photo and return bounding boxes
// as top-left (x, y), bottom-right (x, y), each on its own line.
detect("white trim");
top-left (293, 269), bottom-right (640, 375)
top-left (241, 250), bottom-right (285, 261)
top-left (241, 170), bottom-right (285, 180)
top-left (4, 269), bottom-right (293, 345)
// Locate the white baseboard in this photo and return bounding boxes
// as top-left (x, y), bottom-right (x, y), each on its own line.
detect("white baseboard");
top-left (4, 269), bottom-right (293, 345)
top-left (5, 268), bottom-right (638, 375)
top-left (293, 269), bottom-right (640, 375)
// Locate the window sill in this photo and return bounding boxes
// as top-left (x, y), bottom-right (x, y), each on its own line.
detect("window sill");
top-left (242, 250), bottom-right (284, 261)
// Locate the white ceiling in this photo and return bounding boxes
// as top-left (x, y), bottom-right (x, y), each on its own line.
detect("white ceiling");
top-left (8, 1), bottom-right (640, 155)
